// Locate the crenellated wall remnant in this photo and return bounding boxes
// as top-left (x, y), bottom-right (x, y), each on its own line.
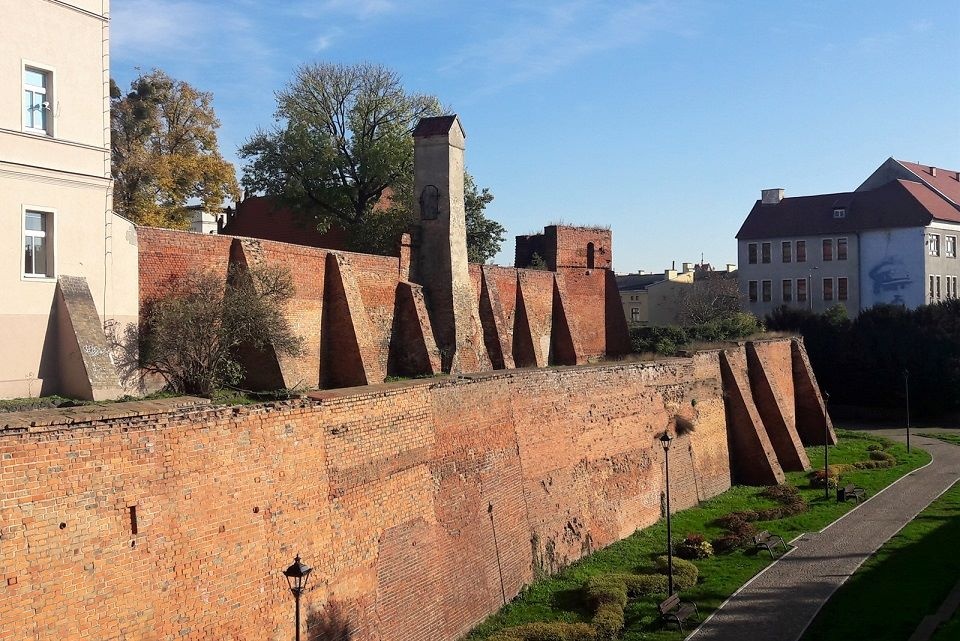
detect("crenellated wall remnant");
top-left (0, 337), bottom-right (832, 641)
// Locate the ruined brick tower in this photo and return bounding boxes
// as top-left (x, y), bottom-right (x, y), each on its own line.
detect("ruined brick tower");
top-left (412, 115), bottom-right (489, 373)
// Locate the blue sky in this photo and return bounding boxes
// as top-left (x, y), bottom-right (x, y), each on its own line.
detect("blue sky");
top-left (111, 0), bottom-right (960, 272)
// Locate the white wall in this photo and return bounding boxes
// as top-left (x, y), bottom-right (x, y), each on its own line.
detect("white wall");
top-left (859, 227), bottom-right (925, 309)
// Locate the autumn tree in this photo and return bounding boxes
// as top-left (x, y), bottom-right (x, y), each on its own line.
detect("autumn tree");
top-left (240, 62), bottom-right (504, 258)
top-left (111, 70), bottom-right (239, 228)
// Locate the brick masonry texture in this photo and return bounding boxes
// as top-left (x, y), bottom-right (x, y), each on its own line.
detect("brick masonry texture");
top-left (136, 228), bottom-right (630, 389)
top-left (0, 338), bottom-right (830, 641)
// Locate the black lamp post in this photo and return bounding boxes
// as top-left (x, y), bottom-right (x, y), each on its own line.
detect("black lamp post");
top-left (904, 369), bottom-right (911, 453)
top-left (283, 555), bottom-right (312, 641)
top-left (659, 431), bottom-right (675, 596)
top-left (823, 391), bottom-right (830, 500)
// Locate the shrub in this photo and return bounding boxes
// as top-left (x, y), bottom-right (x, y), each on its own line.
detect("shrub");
top-left (591, 603), bottom-right (624, 641)
top-left (655, 556), bottom-right (699, 590)
top-left (712, 534), bottom-right (742, 553)
top-left (140, 264), bottom-right (303, 396)
top-left (488, 622), bottom-right (596, 641)
top-left (867, 444), bottom-right (883, 452)
top-left (809, 470), bottom-right (840, 489)
top-left (854, 459), bottom-right (894, 470)
top-left (714, 511), bottom-right (756, 530)
top-left (870, 450), bottom-right (896, 462)
top-left (583, 576), bottom-right (627, 609)
top-left (676, 533), bottom-right (714, 559)
top-left (623, 573), bottom-right (669, 597)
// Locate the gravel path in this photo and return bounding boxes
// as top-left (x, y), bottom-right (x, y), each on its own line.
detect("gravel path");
top-left (686, 433), bottom-right (960, 641)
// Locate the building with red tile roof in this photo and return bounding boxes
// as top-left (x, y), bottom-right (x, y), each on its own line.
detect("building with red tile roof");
top-left (737, 159), bottom-right (960, 317)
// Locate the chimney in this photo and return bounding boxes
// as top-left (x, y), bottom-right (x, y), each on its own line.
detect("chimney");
top-left (638, 270), bottom-right (647, 275)
top-left (761, 188), bottom-right (785, 205)
top-left (681, 262), bottom-right (694, 273)
top-left (931, 166), bottom-right (937, 177)
top-left (665, 269), bottom-right (678, 280)
top-left (726, 263), bottom-right (736, 272)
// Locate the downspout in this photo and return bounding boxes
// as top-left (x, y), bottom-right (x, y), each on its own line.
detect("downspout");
top-left (855, 231), bottom-right (861, 315)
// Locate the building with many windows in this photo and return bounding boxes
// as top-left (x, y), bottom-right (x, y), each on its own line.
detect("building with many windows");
top-left (1, 1), bottom-right (138, 399)
top-left (736, 159), bottom-right (960, 318)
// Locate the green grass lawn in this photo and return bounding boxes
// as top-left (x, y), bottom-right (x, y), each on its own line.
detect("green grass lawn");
top-left (918, 432), bottom-right (960, 447)
top-left (465, 430), bottom-right (931, 641)
top-left (801, 480), bottom-right (960, 641)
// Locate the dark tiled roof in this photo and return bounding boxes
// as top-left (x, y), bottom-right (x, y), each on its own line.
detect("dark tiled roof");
top-left (412, 115), bottom-right (460, 137)
top-left (616, 273), bottom-right (666, 291)
top-left (898, 160), bottom-right (960, 206)
top-left (736, 179), bottom-right (949, 240)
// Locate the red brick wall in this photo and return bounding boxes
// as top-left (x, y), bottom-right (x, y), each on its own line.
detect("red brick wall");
top-left (0, 349), bottom-right (741, 641)
top-left (552, 226), bottom-right (613, 270)
top-left (137, 227), bottom-right (234, 306)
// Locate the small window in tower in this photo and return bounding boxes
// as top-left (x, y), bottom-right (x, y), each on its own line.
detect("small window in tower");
top-left (586, 242), bottom-right (595, 269)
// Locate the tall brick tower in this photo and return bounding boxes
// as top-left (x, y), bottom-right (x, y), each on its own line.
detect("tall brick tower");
top-left (412, 115), bottom-right (487, 373)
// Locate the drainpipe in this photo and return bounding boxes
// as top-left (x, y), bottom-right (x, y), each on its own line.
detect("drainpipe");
top-left (855, 231), bottom-right (861, 315)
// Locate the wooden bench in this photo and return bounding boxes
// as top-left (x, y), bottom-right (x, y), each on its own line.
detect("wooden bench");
top-left (658, 593), bottom-right (699, 633)
top-left (838, 483), bottom-right (866, 503)
top-left (753, 530), bottom-right (786, 558)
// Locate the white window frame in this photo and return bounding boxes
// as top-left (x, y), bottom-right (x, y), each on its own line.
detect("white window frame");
top-left (748, 243), bottom-right (758, 264)
top-left (21, 206), bottom-right (57, 281)
top-left (822, 277), bottom-right (833, 301)
top-left (782, 279), bottom-right (792, 302)
top-left (946, 236), bottom-right (957, 259)
top-left (22, 60), bottom-right (55, 136)
top-left (796, 240), bottom-right (807, 263)
top-left (796, 278), bottom-right (807, 302)
top-left (761, 279), bottom-right (772, 302)
top-left (837, 237), bottom-right (848, 261)
top-left (928, 233), bottom-right (941, 257)
top-left (781, 241), bottom-right (791, 263)
top-left (630, 307), bottom-right (640, 322)
top-left (838, 277), bottom-right (848, 301)
top-left (748, 280), bottom-right (758, 303)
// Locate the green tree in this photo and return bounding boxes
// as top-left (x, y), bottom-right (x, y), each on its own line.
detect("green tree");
top-left (110, 70), bottom-right (239, 228)
top-left (465, 173), bottom-right (505, 263)
top-left (240, 62), bottom-right (504, 258)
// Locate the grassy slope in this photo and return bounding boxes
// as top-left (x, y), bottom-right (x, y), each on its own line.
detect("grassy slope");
top-left (465, 431), bottom-right (930, 641)
top-left (918, 432), bottom-right (960, 447)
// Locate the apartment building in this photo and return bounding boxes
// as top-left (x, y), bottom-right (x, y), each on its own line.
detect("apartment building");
top-left (1, 1), bottom-right (137, 399)
top-left (617, 262), bottom-right (737, 326)
top-left (737, 159), bottom-right (960, 318)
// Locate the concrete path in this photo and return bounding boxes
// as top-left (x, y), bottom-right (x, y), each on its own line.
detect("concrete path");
top-left (687, 433), bottom-right (960, 641)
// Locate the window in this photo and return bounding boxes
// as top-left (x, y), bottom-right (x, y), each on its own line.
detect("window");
top-left (782, 279), bottom-right (792, 302)
top-left (822, 238), bottom-right (833, 261)
top-left (796, 240), bottom-right (807, 263)
top-left (837, 237), bottom-right (848, 261)
top-left (748, 243), bottom-right (758, 264)
top-left (762, 280), bottom-right (772, 302)
top-left (952, 276), bottom-right (959, 299)
top-left (930, 275), bottom-right (935, 302)
top-left (748, 280), bottom-right (758, 303)
top-left (23, 209), bottom-right (54, 278)
top-left (833, 208), bottom-right (846, 218)
top-left (761, 242), bottom-right (771, 264)
top-left (823, 277), bottom-right (833, 301)
top-left (781, 241), bottom-right (792, 263)
top-left (838, 277), bottom-right (848, 301)
top-left (936, 275), bottom-right (942, 301)
top-left (630, 308), bottom-right (640, 322)
top-left (586, 242), bottom-right (595, 269)
top-left (796, 278), bottom-right (807, 302)
top-left (929, 233), bottom-right (941, 257)
top-left (23, 66), bottom-right (52, 135)
top-left (947, 236), bottom-right (957, 259)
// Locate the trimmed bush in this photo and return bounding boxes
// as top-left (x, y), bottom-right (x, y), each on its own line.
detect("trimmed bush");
top-left (583, 575), bottom-right (628, 609)
top-left (759, 484), bottom-right (799, 502)
top-left (712, 533), bottom-right (742, 553)
top-left (655, 556), bottom-right (699, 590)
top-left (676, 533), bottom-right (714, 560)
top-left (487, 622), bottom-right (596, 641)
top-left (591, 603), bottom-right (624, 641)
top-left (853, 459), bottom-right (894, 470)
top-left (870, 450), bottom-right (896, 462)
top-left (623, 573), bottom-right (669, 597)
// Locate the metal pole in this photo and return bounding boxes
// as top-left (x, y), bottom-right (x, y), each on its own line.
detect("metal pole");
top-left (294, 589), bottom-right (301, 641)
top-left (904, 370), bottom-right (911, 453)
top-left (665, 447), bottom-right (674, 596)
top-left (823, 391), bottom-right (830, 500)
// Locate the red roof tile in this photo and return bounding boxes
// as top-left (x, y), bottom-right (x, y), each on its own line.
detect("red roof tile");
top-left (736, 180), bottom-right (946, 240)
top-left (897, 160), bottom-right (960, 206)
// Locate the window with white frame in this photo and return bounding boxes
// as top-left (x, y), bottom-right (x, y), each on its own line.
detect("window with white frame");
top-left (23, 209), bottom-right (54, 278)
top-left (929, 233), bottom-right (941, 257)
top-left (761, 280), bottom-right (772, 302)
top-left (631, 308), bottom-right (640, 322)
top-left (823, 277), bottom-right (833, 301)
top-left (946, 236), bottom-right (956, 259)
top-left (838, 277), bottom-right (848, 301)
top-left (929, 275), bottom-right (935, 302)
top-left (936, 275), bottom-right (942, 301)
top-left (781, 241), bottom-right (792, 263)
top-left (23, 66), bottom-right (52, 134)
top-left (748, 243), bottom-right (758, 264)
top-left (782, 279), bottom-right (792, 302)
top-left (796, 240), bottom-right (807, 263)
top-left (748, 280), bottom-right (758, 303)
top-left (837, 237), bottom-right (848, 261)
top-left (822, 238), bottom-right (833, 261)
top-left (761, 242), bottom-right (771, 264)
top-left (796, 278), bottom-right (807, 302)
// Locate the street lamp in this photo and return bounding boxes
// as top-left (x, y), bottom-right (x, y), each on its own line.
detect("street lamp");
top-left (659, 431), bottom-right (675, 596)
top-left (823, 391), bottom-right (830, 500)
top-left (904, 369), bottom-right (911, 453)
top-left (283, 554), bottom-right (312, 641)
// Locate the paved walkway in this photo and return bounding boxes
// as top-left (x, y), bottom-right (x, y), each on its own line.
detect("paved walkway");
top-left (687, 433), bottom-right (960, 641)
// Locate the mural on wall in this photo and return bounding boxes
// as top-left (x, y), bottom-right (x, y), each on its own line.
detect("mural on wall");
top-left (868, 257), bottom-right (913, 306)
